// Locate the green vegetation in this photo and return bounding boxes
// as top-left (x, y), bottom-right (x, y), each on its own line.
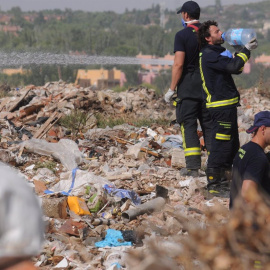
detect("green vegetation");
top-left (60, 109), bottom-right (95, 136)
top-left (112, 85), bottom-right (127, 92)
top-left (95, 112), bottom-right (169, 128)
top-left (0, 91), bottom-right (11, 98)
top-left (34, 160), bottom-right (57, 173)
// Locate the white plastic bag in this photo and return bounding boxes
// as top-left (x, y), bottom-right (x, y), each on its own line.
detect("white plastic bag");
top-left (22, 138), bottom-right (83, 170)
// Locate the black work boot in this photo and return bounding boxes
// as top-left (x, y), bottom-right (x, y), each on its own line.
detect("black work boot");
top-left (180, 168), bottom-right (199, 177)
top-left (206, 168), bottom-right (221, 186)
top-left (206, 168), bottom-right (230, 198)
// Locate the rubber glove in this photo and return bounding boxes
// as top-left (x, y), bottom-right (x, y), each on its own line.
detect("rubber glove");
top-left (164, 88), bottom-right (175, 103)
top-left (245, 38), bottom-right (258, 51)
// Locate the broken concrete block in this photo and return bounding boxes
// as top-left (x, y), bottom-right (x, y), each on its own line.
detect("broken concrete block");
top-left (171, 148), bottom-right (185, 168)
top-left (0, 150), bottom-right (11, 163)
top-left (42, 197), bottom-right (68, 219)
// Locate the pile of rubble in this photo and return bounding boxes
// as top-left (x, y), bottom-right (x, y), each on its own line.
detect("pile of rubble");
top-left (0, 82), bottom-right (270, 270)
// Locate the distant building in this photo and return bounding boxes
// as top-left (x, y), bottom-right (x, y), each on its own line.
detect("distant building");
top-left (1, 67), bottom-right (28, 75)
top-left (75, 68), bottom-right (126, 89)
top-left (136, 52), bottom-right (173, 84)
top-left (0, 14), bottom-right (12, 24)
top-left (136, 52), bottom-right (173, 73)
top-left (255, 54), bottom-right (270, 67)
top-left (23, 14), bottom-right (37, 22)
top-left (23, 14), bottom-right (64, 22)
top-left (0, 25), bottom-right (21, 36)
top-left (138, 70), bottom-right (157, 84)
top-left (44, 15), bottom-right (65, 21)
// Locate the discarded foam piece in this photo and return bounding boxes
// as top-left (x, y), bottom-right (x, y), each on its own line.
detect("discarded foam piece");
top-left (122, 197), bottom-right (166, 221)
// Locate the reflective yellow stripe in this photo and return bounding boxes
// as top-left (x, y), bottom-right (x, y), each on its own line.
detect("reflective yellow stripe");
top-left (181, 124), bottom-right (186, 149)
top-left (184, 147), bottom-right (201, 156)
top-left (206, 97), bottom-right (239, 108)
top-left (254, 261), bottom-right (262, 269)
top-left (209, 189), bottom-right (220, 194)
top-left (239, 67), bottom-right (244, 72)
top-left (218, 122), bottom-right (232, 128)
top-left (237, 53), bottom-right (248, 63)
top-left (199, 53), bottom-right (212, 103)
top-left (216, 133), bottom-right (231, 140)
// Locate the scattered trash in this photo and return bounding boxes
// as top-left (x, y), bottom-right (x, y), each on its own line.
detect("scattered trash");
top-left (0, 82), bottom-right (267, 269)
top-left (104, 184), bottom-right (141, 205)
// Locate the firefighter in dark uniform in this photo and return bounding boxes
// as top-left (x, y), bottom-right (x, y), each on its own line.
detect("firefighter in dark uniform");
top-left (164, 1), bottom-right (212, 177)
top-left (230, 111), bottom-right (270, 208)
top-left (198, 20), bottom-right (258, 193)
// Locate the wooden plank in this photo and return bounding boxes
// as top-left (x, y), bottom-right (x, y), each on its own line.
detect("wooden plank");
top-left (38, 113), bottom-right (63, 139)
top-left (33, 111), bottom-right (58, 139)
top-left (8, 89), bottom-right (31, 112)
top-left (114, 136), bottom-right (161, 158)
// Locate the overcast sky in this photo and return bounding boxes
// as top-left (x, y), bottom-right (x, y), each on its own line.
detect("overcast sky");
top-left (0, 0), bottom-right (264, 13)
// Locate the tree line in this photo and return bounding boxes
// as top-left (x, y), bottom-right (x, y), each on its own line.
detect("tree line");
top-left (1, 1), bottom-right (270, 91)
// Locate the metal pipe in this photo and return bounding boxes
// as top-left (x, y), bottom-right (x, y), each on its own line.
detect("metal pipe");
top-left (122, 197), bottom-right (166, 221)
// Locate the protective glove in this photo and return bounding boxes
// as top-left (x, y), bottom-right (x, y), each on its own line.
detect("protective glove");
top-left (164, 88), bottom-right (175, 103)
top-left (245, 38), bottom-right (258, 51)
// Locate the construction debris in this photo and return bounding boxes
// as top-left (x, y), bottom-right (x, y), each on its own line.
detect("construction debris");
top-left (0, 82), bottom-right (269, 269)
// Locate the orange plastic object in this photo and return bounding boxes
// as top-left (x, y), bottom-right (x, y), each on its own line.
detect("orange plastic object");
top-left (67, 196), bottom-right (91, 216)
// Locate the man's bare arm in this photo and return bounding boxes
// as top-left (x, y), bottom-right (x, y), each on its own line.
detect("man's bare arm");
top-left (170, 51), bottom-right (185, 91)
top-left (241, 179), bottom-right (258, 200)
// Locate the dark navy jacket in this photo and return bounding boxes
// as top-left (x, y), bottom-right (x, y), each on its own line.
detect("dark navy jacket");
top-left (199, 44), bottom-right (250, 110)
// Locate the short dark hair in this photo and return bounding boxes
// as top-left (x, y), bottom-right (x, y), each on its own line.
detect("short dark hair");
top-left (198, 20), bottom-right (218, 47)
top-left (187, 12), bottom-right (200, 20)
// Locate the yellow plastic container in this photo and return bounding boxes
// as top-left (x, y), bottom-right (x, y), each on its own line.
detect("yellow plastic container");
top-left (67, 196), bottom-right (91, 216)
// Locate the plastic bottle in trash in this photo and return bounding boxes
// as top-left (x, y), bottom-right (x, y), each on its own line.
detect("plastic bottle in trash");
top-left (222, 28), bottom-right (257, 46)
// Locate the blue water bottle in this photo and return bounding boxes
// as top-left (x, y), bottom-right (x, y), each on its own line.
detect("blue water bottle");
top-left (222, 28), bottom-right (256, 46)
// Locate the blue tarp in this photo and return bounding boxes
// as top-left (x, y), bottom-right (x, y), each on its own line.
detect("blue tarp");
top-left (104, 184), bottom-right (141, 205)
top-left (95, 229), bottom-right (132, 248)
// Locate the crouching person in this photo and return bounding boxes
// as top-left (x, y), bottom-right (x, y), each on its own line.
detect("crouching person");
top-left (230, 111), bottom-right (270, 208)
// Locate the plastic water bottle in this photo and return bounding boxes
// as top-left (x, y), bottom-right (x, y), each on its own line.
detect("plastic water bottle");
top-left (222, 28), bottom-right (257, 46)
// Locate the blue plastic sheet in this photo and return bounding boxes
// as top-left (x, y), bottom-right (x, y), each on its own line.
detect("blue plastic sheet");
top-left (104, 184), bottom-right (141, 205)
top-left (95, 229), bottom-right (132, 248)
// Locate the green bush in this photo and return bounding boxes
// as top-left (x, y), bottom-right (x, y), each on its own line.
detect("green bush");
top-left (95, 112), bottom-right (169, 128)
